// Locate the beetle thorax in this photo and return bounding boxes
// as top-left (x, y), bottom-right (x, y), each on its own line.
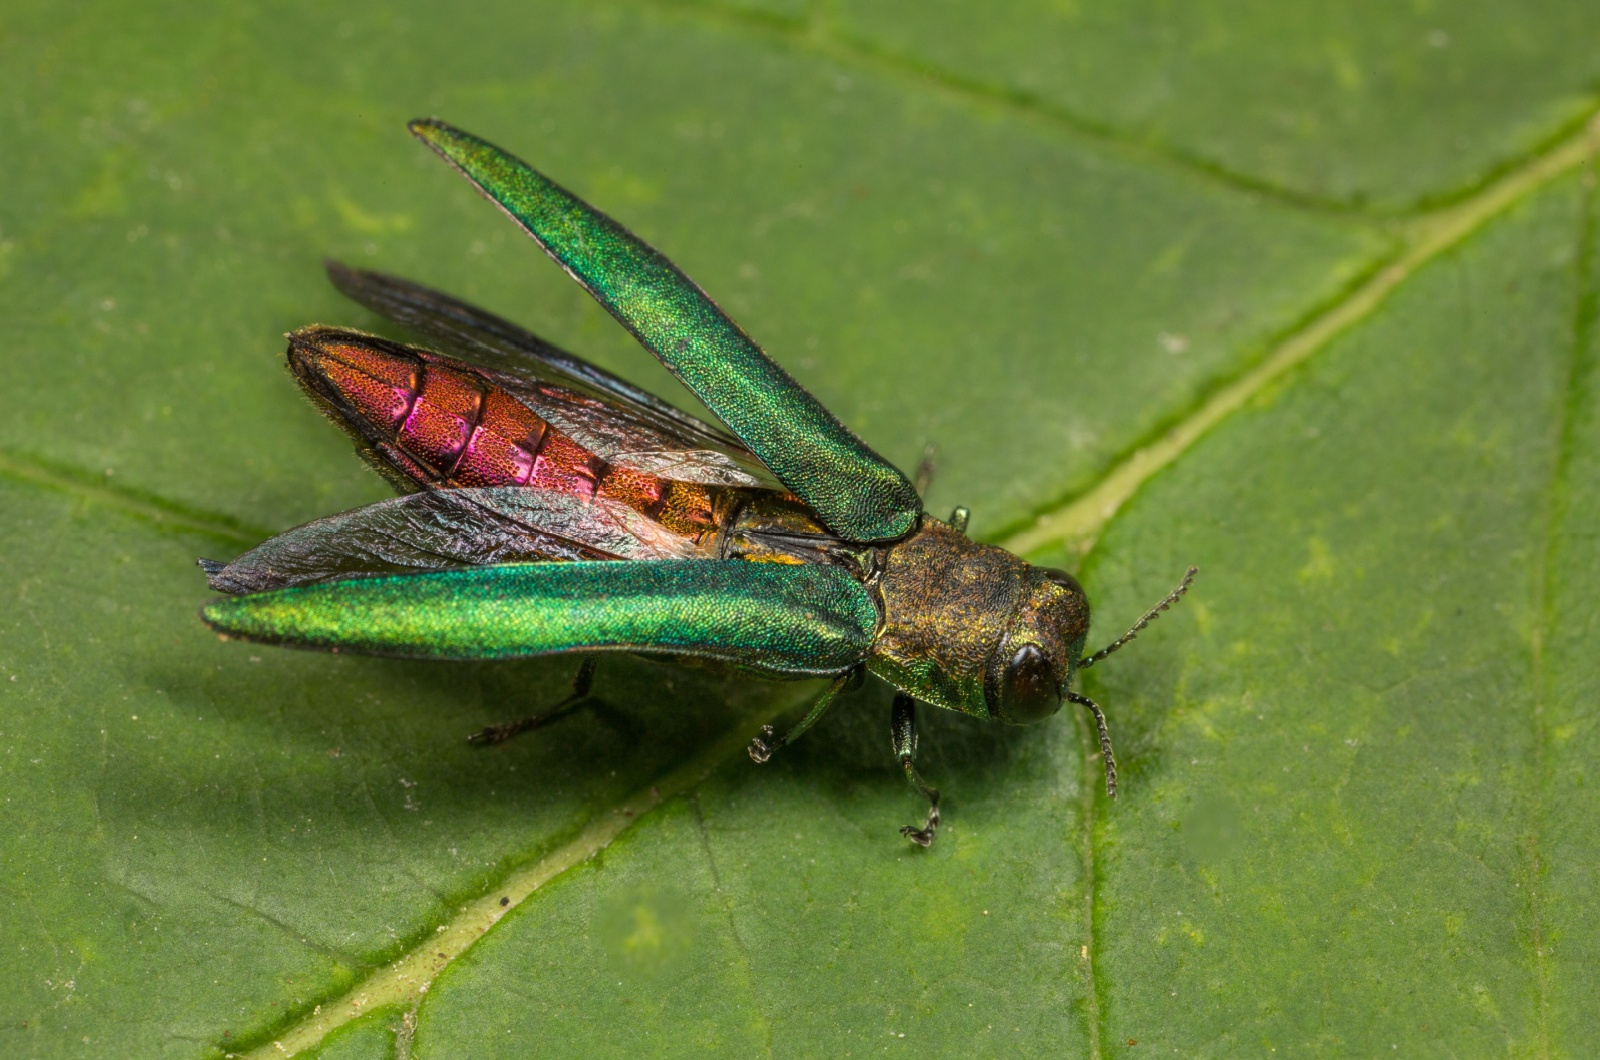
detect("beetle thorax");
top-left (866, 517), bottom-right (1035, 716)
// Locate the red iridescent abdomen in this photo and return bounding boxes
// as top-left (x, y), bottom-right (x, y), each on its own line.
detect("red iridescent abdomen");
top-left (289, 330), bottom-right (718, 542)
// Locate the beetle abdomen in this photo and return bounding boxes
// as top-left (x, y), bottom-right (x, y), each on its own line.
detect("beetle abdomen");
top-left (287, 327), bottom-right (719, 541)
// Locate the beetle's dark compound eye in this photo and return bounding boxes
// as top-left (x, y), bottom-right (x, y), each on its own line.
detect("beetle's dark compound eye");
top-left (1041, 567), bottom-right (1084, 597)
top-left (993, 643), bottom-right (1061, 724)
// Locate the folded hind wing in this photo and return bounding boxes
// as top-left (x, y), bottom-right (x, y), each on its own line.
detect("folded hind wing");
top-left (201, 560), bottom-right (878, 677)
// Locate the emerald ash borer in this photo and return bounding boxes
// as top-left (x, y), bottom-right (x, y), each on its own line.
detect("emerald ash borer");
top-left (200, 119), bottom-right (1196, 846)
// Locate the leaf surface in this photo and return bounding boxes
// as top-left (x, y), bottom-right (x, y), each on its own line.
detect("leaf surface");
top-left (812, 0), bottom-right (1600, 210)
top-left (0, 1), bottom-right (1595, 1057)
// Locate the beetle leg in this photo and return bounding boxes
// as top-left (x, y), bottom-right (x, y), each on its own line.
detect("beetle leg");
top-left (748, 667), bottom-right (857, 763)
top-left (469, 656), bottom-right (598, 745)
top-left (891, 693), bottom-right (941, 847)
top-left (910, 441), bottom-right (973, 538)
top-left (913, 442), bottom-right (938, 496)
top-left (1067, 690), bottom-right (1118, 798)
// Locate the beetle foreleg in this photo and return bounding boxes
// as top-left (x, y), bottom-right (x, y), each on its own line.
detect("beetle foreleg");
top-left (947, 506), bottom-right (970, 536)
top-left (1067, 690), bottom-right (1118, 799)
top-left (891, 692), bottom-right (941, 847)
top-left (469, 656), bottom-right (598, 745)
top-left (747, 667), bottom-right (858, 763)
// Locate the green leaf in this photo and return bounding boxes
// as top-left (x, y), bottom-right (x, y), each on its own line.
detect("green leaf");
top-left (302, 1006), bottom-right (404, 1060)
top-left (0, 1), bottom-right (1594, 1057)
top-left (1082, 175), bottom-right (1597, 1053)
top-left (806, 0), bottom-right (1600, 211)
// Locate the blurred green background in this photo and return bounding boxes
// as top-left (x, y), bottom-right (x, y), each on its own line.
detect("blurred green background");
top-left (1, 2), bottom-right (1597, 1056)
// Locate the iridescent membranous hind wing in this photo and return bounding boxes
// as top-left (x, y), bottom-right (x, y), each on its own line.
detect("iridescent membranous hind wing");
top-left (202, 560), bottom-right (878, 676)
top-left (199, 485), bottom-right (707, 594)
top-left (408, 119), bottom-right (923, 544)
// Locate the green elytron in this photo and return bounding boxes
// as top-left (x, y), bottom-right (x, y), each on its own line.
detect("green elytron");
top-left (201, 120), bottom-right (1195, 845)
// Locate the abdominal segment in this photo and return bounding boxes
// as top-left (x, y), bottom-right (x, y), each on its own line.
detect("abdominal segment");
top-left (287, 327), bottom-right (719, 543)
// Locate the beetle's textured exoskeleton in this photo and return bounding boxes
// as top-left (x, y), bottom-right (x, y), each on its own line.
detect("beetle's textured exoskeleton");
top-left (201, 120), bottom-right (1196, 845)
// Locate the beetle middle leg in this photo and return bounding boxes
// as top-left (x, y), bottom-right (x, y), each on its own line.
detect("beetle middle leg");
top-left (748, 666), bottom-right (861, 763)
top-left (469, 656), bottom-right (598, 745)
top-left (913, 442), bottom-right (938, 496)
top-left (892, 692), bottom-right (941, 847)
top-left (911, 441), bottom-right (971, 537)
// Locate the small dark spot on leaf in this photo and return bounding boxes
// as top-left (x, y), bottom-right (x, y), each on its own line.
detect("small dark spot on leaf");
top-left (500, 896), bottom-right (510, 907)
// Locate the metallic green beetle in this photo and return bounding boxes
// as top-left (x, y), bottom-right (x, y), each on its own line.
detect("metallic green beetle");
top-left (201, 120), bottom-right (1195, 845)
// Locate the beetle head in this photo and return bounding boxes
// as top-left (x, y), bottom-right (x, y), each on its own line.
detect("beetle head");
top-left (984, 567), bottom-right (1090, 725)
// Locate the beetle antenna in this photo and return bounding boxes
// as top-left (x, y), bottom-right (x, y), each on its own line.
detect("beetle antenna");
top-left (1067, 691), bottom-right (1117, 798)
top-left (1078, 566), bottom-right (1197, 669)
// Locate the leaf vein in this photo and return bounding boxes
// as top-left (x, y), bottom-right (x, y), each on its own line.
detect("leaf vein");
top-left (1525, 124), bottom-right (1600, 1060)
top-left (235, 696), bottom-right (794, 1058)
top-left (650, 0), bottom-right (1460, 218)
top-left (1005, 113), bottom-right (1600, 560)
top-left (0, 448), bottom-right (267, 548)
